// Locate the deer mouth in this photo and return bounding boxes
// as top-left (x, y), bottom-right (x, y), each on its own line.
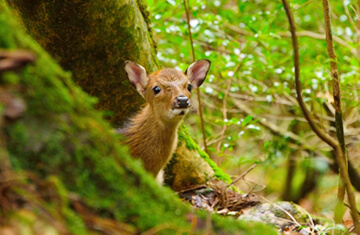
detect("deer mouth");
top-left (171, 107), bottom-right (189, 116)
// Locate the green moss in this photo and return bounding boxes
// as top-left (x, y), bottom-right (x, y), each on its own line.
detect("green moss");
top-left (178, 124), bottom-right (232, 183)
top-left (1, 71), bottom-right (20, 84)
top-left (137, 0), bottom-right (158, 53)
top-left (163, 153), bottom-right (177, 186)
top-left (48, 177), bottom-right (87, 234)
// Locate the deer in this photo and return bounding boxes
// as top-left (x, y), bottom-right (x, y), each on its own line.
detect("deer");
top-left (123, 59), bottom-right (211, 178)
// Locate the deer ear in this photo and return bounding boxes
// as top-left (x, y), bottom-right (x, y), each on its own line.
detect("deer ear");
top-left (185, 59), bottom-right (211, 88)
top-left (124, 61), bottom-right (148, 97)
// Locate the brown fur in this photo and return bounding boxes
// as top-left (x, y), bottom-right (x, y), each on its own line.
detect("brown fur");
top-left (124, 69), bottom-right (192, 176)
top-left (124, 60), bottom-right (210, 177)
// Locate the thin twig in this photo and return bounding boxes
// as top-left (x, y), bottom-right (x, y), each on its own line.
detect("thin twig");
top-left (183, 0), bottom-right (208, 154)
top-left (232, 99), bottom-right (308, 147)
top-left (355, 1), bottom-right (360, 57)
top-left (322, 0), bottom-right (360, 231)
top-left (203, 92), bottom-right (336, 151)
top-left (344, 2), bottom-right (357, 34)
top-left (226, 24), bottom-right (353, 53)
top-left (260, 196), bottom-right (303, 228)
top-left (323, 1), bottom-right (347, 224)
top-left (183, 0), bottom-right (195, 61)
top-left (294, 0), bottom-right (314, 11)
top-left (227, 164), bottom-right (257, 187)
top-left (323, 1), bottom-right (346, 152)
top-left (206, 83), bottom-right (296, 106)
top-left (216, 63), bottom-right (242, 152)
top-left (281, 0), bottom-right (337, 154)
top-left (278, 31), bottom-right (357, 56)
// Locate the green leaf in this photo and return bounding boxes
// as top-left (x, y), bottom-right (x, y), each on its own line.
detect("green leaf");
top-left (242, 115), bottom-right (253, 126)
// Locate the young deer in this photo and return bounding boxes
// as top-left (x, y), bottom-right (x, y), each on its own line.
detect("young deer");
top-left (124, 59), bottom-right (211, 177)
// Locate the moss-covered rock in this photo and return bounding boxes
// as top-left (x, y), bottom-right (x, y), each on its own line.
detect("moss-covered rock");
top-left (165, 124), bottom-right (232, 191)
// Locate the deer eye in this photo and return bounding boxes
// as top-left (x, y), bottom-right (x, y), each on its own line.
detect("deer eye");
top-left (187, 84), bottom-right (192, 92)
top-left (152, 86), bottom-right (161, 95)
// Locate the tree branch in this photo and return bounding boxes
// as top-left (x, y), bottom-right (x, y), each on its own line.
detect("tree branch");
top-left (278, 31), bottom-right (357, 55)
top-left (183, 0), bottom-right (208, 154)
top-left (282, 0), bottom-right (360, 231)
top-left (322, 0), bottom-right (360, 230)
top-left (282, 0), bottom-right (337, 152)
top-left (216, 63), bottom-right (242, 152)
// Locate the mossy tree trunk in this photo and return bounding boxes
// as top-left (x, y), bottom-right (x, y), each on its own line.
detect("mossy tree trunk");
top-left (6, 0), bottom-right (230, 189)
top-left (6, 0), bottom-right (158, 126)
top-left (0, 2), bottom-right (278, 234)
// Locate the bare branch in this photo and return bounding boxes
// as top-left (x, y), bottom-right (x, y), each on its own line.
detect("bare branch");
top-left (282, 0), bottom-right (338, 148)
top-left (281, 0), bottom-right (360, 231)
top-left (278, 31), bottom-right (357, 56)
top-left (322, 0), bottom-right (360, 230)
top-left (217, 63), bottom-right (242, 152)
top-left (183, 0), bottom-right (208, 154)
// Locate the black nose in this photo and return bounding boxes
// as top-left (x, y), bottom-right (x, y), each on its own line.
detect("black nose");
top-left (176, 95), bottom-right (190, 108)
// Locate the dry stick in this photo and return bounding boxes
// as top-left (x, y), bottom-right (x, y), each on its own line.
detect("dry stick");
top-left (227, 164), bottom-right (257, 187)
top-left (278, 30), bottom-right (357, 55)
top-left (356, 0), bottom-right (360, 58)
top-left (322, 0), bottom-right (360, 231)
top-left (322, 0), bottom-right (346, 225)
top-left (294, 0), bottom-right (314, 10)
top-left (216, 63), bottom-right (242, 152)
top-left (259, 196), bottom-right (303, 228)
top-left (183, 0), bottom-right (208, 154)
top-left (216, 73), bottom-right (231, 153)
top-left (277, 31), bottom-right (357, 56)
top-left (225, 24), bottom-right (353, 53)
top-left (0, 119), bottom-right (12, 177)
top-left (323, 0), bottom-right (348, 152)
top-left (232, 99), bottom-right (308, 147)
top-left (344, 2), bottom-right (357, 31)
top-left (281, 0), bottom-right (360, 232)
top-left (282, 0), bottom-right (336, 172)
top-left (343, 1), bottom-right (360, 57)
top-left (351, 2), bottom-right (360, 58)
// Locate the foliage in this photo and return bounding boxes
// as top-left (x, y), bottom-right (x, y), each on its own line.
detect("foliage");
top-left (146, 0), bottom-right (360, 214)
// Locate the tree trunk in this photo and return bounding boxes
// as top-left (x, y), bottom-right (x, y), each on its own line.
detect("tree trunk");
top-left (6, 0), bottom-right (230, 190)
top-left (0, 2), bottom-right (277, 234)
top-left (7, 0), bottom-right (158, 125)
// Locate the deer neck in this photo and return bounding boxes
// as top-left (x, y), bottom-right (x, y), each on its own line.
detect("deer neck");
top-left (126, 105), bottom-right (182, 146)
top-left (137, 105), bottom-right (181, 137)
top-left (125, 104), bottom-right (182, 175)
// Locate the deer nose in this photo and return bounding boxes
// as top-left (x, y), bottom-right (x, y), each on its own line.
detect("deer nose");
top-left (176, 95), bottom-right (190, 108)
